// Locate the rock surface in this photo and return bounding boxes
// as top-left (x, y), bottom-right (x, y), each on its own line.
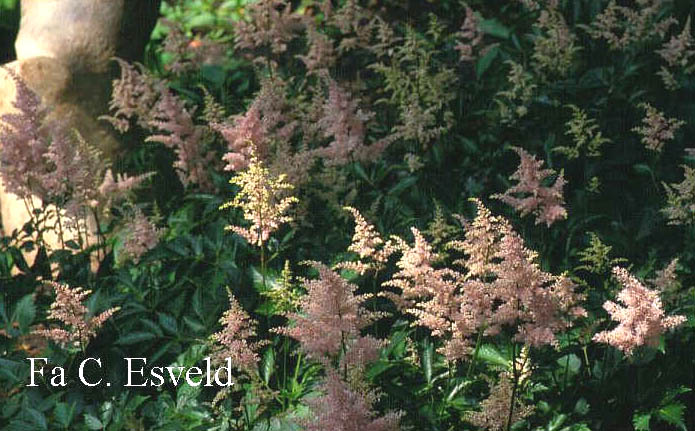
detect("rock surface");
top-left (0, 0), bottom-right (161, 263)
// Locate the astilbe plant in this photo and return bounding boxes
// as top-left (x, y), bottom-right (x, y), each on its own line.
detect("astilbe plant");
top-left (0, 66), bottom-right (50, 200)
top-left (277, 262), bottom-right (400, 429)
top-left (465, 371), bottom-right (534, 431)
top-left (662, 164), bottom-right (695, 225)
top-left (33, 282), bottom-right (119, 351)
top-left (454, 4), bottom-right (484, 63)
top-left (213, 76), bottom-right (296, 173)
top-left (493, 147), bottom-right (567, 227)
top-left (338, 206), bottom-right (395, 275)
top-left (593, 267), bottom-right (687, 356)
top-left (220, 151), bottom-right (298, 248)
top-left (118, 207), bottom-right (163, 265)
top-left (105, 59), bottom-right (215, 190)
top-left (495, 61), bottom-right (537, 123)
top-left (0, 67), bottom-right (151, 253)
top-left (583, 0), bottom-right (676, 50)
top-left (301, 369), bottom-right (401, 431)
top-left (532, 5), bottom-right (580, 78)
top-left (632, 103), bottom-right (684, 153)
top-left (278, 262), bottom-right (381, 364)
top-left (314, 78), bottom-right (375, 166)
top-left (211, 292), bottom-right (265, 373)
top-left (555, 105), bottom-right (610, 159)
top-left (350, 199), bottom-right (585, 361)
top-left (656, 16), bottom-right (695, 89)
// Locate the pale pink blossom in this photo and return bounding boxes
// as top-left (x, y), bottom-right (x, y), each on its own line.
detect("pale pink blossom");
top-left (33, 282), bottom-right (119, 350)
top-left (211, 293), bottom-right (264, 372)
top-left (493, 147), bottom-right (567, 227)
top-left (302, 370), bottom-right (402, 431)
top-left (280, 263), bottom-right (379, 360)
top-left (593, 267), bottom-right (687, 355)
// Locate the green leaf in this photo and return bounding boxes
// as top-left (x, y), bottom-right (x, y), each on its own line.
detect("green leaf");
top-left (633, 412), bottom-right (651, 431)
top-left (12, 295), bottom-right (35, 332)
top-left (54, 403), bottom-right (75, 429)
top-left (476, 344), bottom-right (511, 368)
top-left (84, 413), bottom-right (103, 430)
top-left (388, 177), bottom-right (417, 196)
top-left (116, 331), bottom-right (156, 345)
top-left (366, 361), bottom-right (397, 380)
top-left (479, 19), bottom-right (511, 39)
top-left (574, 398), bottom-right (590, 415)
top-left (261, 348), bottom-right (275, 385)
top-left (420, 339), bottom-right (433, 385)
top-left (476, 45), bottom-right (499, 80)
top-left (547, 413), bottom-right (567, 431)
top-left (158, 312), bottom-right (178, 336)
top-left (557, 354), bottom-right (582, 375)
top-left (657, 403), bottom-right (686, 430)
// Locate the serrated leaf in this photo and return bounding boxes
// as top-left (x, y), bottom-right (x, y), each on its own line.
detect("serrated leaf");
top-left (366, 360), bottom-right (396, 380)
top-left (12, 295), bottom-right (35, 332)
top-left (476, 45), bottom-right (499, 79)
top-left (116, 331), bottom-right (156, 345)
top-left (657, 403), bottom-right (686, 430)
top-left (54, 403), bottom-right (75, 428)
top-left (84, 413), bottom-right (103, 430)
top-left (633, 412), bottom-right (651, 431)
top-left (261, 348), bottom-right (274, 385)
top-left (479, 19), bottom-right (511, 39)
top-left (476, 344), bottom-right (511, 368)
top-left (157, 312), bottom-right (178, 335)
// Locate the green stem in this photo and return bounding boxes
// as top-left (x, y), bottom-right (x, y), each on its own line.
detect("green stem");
top-left (466, 327), bottom-right (485, 378)
top-left (506, 343), bottom-right (519, 431)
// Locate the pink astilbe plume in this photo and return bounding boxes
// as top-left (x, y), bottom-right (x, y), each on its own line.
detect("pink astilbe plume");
top-left (491, 231), bottom-right (586, 346)
top-left (279, 262), bottom-right (380, 361)
top-left (0, 67), bottom-right (51, 200)
top-left (649, 258), bottom-right (679, 292)
top-left (448, 198), bottom-right (513, 279)
top-left (298, 25), bottom-right (336, 74)
top-left (632, 103), bottom-right (684, 153)
top-left (338, 206), bottom-right (396, 274)
top-left (119, 208), bottom-right (163, 264)
top-left (234, 0), bottom-right (303, 60)
top-left (98, 169), bottom-right (155, 210)
top-left (302, 370), bottom-right (402, 431)
top-left (102, 58), bottom-right (160, 133)
top-left (465, 371), bottom-right (534, 431)
top-left (214, 77), bottom-right (297, 172)
top-left (147, 90), bottom-right (214, 190)
top-left (585, 0), bottom-right (676, 50)
top-left (657, 17), bottom-right (695, 68)
top-left (104, 59), bottom-right (214, 189)
top-left (314, 79), bottom-right (375, 166)
top-left (593, 267), bottom-right (687, 356)
top-left (40, 128), bottom-right (108, 222)
top-left (211, 293), bottom-right (265, 372)
top-left (381, 199), bottom-right (585, 359)
top-left (455, 5), bottom-right (484, 62)
top-left (383, 228), bottom-right (439, 308)
top-left (493, 146), bottom-right (567, 227)
top-left (383, 227), bottom-right (489, 359)
top-left (33, 282), bottom-right (119, 350)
